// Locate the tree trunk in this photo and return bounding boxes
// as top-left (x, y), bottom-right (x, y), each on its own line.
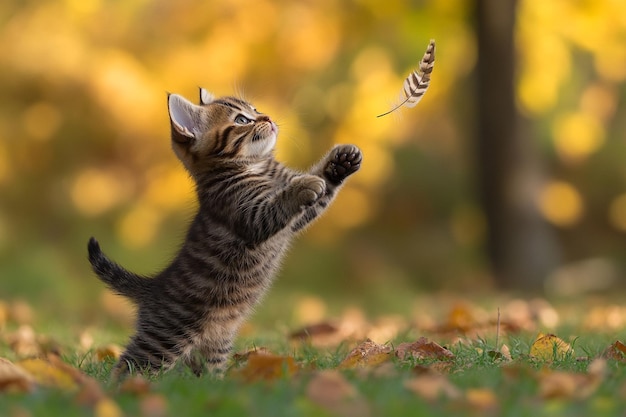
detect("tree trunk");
top-left (475, 0), bottom-right (560, 291)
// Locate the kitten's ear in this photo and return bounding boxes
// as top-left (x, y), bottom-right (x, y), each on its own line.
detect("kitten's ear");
top-left (199, 87), bottom-right (215, 105)
top-left (168, 93), bottom-right (203, 143)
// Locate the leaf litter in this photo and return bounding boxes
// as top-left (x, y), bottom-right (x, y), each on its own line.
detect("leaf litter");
top-left (2, 296), bottom-right (626, 415)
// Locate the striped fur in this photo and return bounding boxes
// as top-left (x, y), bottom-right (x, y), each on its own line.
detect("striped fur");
top-left (88, 89), bottom-right (362, 378)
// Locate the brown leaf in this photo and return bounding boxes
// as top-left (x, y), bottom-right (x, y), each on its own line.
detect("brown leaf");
top-left (231, 346), bottom-right (273, 362)
top-left (9, 300), bottom-right (34, 325)
top-left (306, 370), bottom-right (371, 417)
top-left (529, 333), bottom-right (572, 361)
top-left (395, 337), bottom-right (455, 362)
top-left (0, 357), bottom-right (36, 393)
top-left (119, 376), bottom-right (151, 396)
top-left (289, 322), bottom-right (341, 346)
top-left (337, 339), bottom-right (392, 370)
top-left (234, 352), bottom-right (299, 382)
top-left (140, 394), bottom-right (168, 417)
top-left (465, 388), bottom-right (498, 411)
top-left (602, 340), bottom-right (626, 361)
top-left (7, 325), bottom-right (39, 357)
top-left (538, 359), bottom-right (605, 400)
top-left (404, 374), bottom-right (461, 401)
top-left (446, 302), bottom-right (476, 332)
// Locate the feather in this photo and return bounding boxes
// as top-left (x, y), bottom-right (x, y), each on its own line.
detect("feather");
top-left (377, 39), bottom-right (435, 118)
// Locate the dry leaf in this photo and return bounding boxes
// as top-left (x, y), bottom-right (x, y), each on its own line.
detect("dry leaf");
top-left (289, 322), bottom-right (341, 347)
top-left (140, 394), bottom-right (168, 417)
top-left (232, 346), bottom-right (273, 362)
top-left (119, 376), bottom-right (151, 396)
top-left (96, 344), bottom-right (122, 361)
top-left (404, 374), bottom-right (461, 401)
top-left (465, 388), bottom-right (498, 411)
top-left (94, 398), bottom-right (123, 417)
top-left (9, 300), bottom-right (34, 325)
top-left (306, 370), bottom-right (371, 417)
top-left (446, 302), bottom-right (476, 332)
top-left (0, 357), bottom-right (36, 393)
top-left (395, 337), bottom-right (455, 361)
top-left (8, 325), bottom-right (39, 357)
top-left (529, 333), bottom-right (572, 361)
top-left (538, 358), bottom-right (605, 400)
top-left (602, 340), bottom-right (626, 361)
top-left (234, 352), bottom-right (299, 381)
top-left (16, 358), bottom-right (77, 391)
top-left (338, 339), bottom-right (392, 370)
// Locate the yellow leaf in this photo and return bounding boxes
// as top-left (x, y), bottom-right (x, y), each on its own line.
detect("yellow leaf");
top-left (337, 339), bottom-right (391, 370)
top-left (95, 344), bottom-right (122, 361)
top-left (465, 388), bottom-right (498, 411)
top-left (0, 357), bottom-right (35, 393)
top-left (16, 358), bottom-right (77, 391)
top-left (94, 398), bottom-right (123, 417)
top-left (530, 333), bottom-right (572, 361)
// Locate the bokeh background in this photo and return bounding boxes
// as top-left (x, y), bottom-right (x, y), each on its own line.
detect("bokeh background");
top-left (1, 0), bottom-right (626, 325)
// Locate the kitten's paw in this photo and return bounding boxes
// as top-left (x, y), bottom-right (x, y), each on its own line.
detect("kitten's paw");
top-left (324, 145), bottom-right (362, 185)
top-left (292, 175), bottom-right (326, 207)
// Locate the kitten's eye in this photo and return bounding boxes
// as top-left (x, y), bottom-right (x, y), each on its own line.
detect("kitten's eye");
top-left (235, 115), bottom-right (253, 125)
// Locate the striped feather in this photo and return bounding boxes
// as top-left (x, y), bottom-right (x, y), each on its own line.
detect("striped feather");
top-left (377, 39), bottom-right (436, 118)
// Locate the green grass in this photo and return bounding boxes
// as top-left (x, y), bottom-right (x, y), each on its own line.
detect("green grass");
top-left (2, 320), bottom-right (626, 417)
top-left (3, 290), bottom-right (626, 417)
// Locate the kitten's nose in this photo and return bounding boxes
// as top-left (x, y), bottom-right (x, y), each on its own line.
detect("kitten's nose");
top-left (257, 115), bottom-right (271, 122)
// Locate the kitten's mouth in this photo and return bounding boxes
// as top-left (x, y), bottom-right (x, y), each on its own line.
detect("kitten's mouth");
top-left (252, 122), bottom-right (277, 141)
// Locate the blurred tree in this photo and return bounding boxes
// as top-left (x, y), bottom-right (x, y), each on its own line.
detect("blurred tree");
top-left (475, 0), bottom-right (560, 291)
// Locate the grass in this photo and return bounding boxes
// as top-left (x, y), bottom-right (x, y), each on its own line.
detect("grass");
top-left (2, 299), bottom-right (626, 417)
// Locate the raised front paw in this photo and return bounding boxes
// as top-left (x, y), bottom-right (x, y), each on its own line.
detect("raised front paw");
top-left (292, 175), bottom-right (326, 207)
top-left (324, 145), bottom-right (362, 185)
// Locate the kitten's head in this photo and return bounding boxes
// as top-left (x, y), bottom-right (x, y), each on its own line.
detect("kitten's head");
top-left (167, 88), bottom-right (278, 173)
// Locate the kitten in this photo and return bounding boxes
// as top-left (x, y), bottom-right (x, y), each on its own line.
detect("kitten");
top-left (88, 88), bottom-right (362, 377)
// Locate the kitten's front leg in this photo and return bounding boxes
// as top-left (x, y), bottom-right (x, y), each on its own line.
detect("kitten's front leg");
top-left (322, 144), bottom-right (363, 187)
top-left (291, 144), bottom-right (362, 232)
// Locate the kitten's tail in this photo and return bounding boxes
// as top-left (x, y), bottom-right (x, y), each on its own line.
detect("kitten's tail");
top-left (88, 237), bottom-right (148, 301)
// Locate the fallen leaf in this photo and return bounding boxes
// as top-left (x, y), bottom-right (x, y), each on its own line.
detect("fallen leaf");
top-left (602, 340), bottom-right (626, 361)
top-left (96, 344), bottom-right (122, 361)
top-left (140, 394), bottom-right (168, 417)
top-left (529, 333), bottom-right (572, 361)
top-left (338, 339), bottom-right (392, 370)
top-left (7, 325), bottom-right (39, 357)
top-left (16, 358), bottom-right (77, 391)
top-left (404, 374), bottom-right (461, 401)
top-left (395, 337), bottom-right (455, 361)
top-left (0, 357), bottom-right (35, 393)
top-left (232, 346), bottom-right (273, 362)
top-left (289, 322), bottom-right (341, 347)
top-left (9, 300), bottom-right (34, 325)
top-left (306, 370), bottom-right (371, 417)
top-left (119, 376), bottom-right (151, 396)
top-left (465, 388), bottom-right (498, 411)
top-left (538, 359), bottom-right (604, 400)
top-left (446, 302), bottom-right (476, 332)
top-left (234, 352), bottom-right (299, 381)
top-left (94, 398), bottom-right (123, 417)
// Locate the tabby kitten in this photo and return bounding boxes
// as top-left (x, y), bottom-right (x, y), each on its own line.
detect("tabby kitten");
top-left (88, 88), bottom-right (362, 377)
